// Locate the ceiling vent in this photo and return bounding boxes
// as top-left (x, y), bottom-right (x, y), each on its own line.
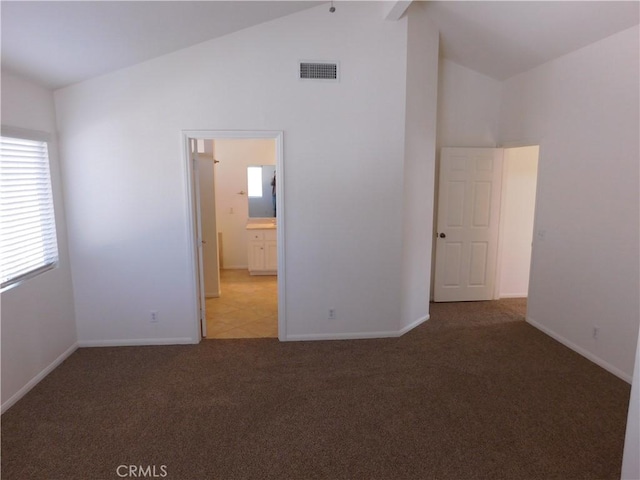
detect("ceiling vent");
top-left (299, 62), bottom-right (339, 81)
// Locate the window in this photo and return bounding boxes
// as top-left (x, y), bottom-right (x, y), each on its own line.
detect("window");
top-left (247, 166), bottom-right (263, 198)
top-left (0, 133), bottom-right (59, 290)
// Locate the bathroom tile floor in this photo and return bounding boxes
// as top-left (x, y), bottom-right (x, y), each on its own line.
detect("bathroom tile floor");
top-left (205, 269), bottom-right (278, 339)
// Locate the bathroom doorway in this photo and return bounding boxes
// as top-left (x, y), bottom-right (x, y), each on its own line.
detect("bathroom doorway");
top-left (183, 130), bottom-right (285, 341)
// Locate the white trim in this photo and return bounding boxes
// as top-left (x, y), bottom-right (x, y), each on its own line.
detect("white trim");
top-left (1, 342), bottom-right (78, 414)
top-left (383, 0), bottom-right (413, 21)
top-left (78, 337), bottom-right (196, 347)
top-left (184, 130), bottom-right (282, 140)
top-left (284, 316), bottom-right (429, 342)
top-left (527, 316), bottom-right (632, 383)
top-left (399, 314), bottom-right (430, 335)
top-left (273, 132), bottom-right (286, 342)
top-left (0, 125), bottom-right (51, 143)
top-left (499, 293), bottom-right (528, 299)
top-left (285, 331), bottom-right (405, 342)
top-left (525, 143), bottom-right (545, 322)
top-left (182, 130), bottom-right (286, 344)
top-left (494, 148), bottom-right (508, 299)
top-left (182, 135), bottom-right (202, 343)
top-left (498, 139), bottom-right (542, 149)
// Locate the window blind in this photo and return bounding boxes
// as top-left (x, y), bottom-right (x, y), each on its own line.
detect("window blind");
top-left (0, 135), bottom-right (59, 289)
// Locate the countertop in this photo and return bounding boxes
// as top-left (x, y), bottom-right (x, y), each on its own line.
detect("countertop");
top-left (246, 223), bottom-right (277, 230)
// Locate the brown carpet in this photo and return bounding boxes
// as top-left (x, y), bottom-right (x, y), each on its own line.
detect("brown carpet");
top-left (1, 299), bottom-right (631, 480)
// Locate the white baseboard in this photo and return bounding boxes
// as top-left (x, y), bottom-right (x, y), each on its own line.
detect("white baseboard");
top-left (284, 315), bottom-right (429, 342)
top-left (222, 265), bottom-right (248, 270)
top-left (399, 314), bottom-right (430, 335)
top-left (78, 337), bottom-right (196, 347)
top-left (1, 342), bottom-right (79, 414)
top-left (205, 291), bottom-right (220, 298)
top-left (285, 330), bottom-right (403, 341)
top-left (526, 316), bottom-right (632, 383)
top-left (499, 293), bottom-right (528, 299)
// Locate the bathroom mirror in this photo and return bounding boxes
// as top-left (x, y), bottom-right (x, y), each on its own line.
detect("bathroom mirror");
top-left (247, 165), bottom-right (276, 218)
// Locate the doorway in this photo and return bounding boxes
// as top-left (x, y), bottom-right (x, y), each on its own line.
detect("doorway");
top-left (433, 145), bottom-right (539, 302)
top-left (183, 130), bottom-right (285, 342)
top-left (495, 145), bottom-right (539, 299)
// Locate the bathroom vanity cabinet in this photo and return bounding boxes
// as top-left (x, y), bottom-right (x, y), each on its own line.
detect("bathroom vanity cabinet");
top-left (247, 227), bottom-right (277, 275)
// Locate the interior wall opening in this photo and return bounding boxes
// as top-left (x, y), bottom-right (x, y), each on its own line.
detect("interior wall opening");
top-left (432, 145), bottom-right (539, 304)
top-left (204, 138), bottom-right (278, 339)
top-left (185, 131), bottom-right (285, 343)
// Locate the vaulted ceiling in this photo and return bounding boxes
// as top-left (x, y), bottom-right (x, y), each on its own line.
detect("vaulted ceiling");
top-left (1, 1), bottom-right (321, 89)
top-left (2, 1), bottom-right (638, 89)
top-left (422, 1), bottom-right (640, 80)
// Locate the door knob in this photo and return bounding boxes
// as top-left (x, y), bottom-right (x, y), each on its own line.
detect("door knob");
top-left (439, 233), bottom-right (446, 238)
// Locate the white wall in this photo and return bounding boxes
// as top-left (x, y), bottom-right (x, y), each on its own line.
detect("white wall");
top-left (54, 3), bottom-right (409, 344)
top-left (214, 139), bottom-right (275, 270)
top-left (500, 26), bottom-right (640, 380)
top-left (0, 72), bottom-right (77, 411)
top-left (399, 3), bottom-right (439, 331)
top-left (436, 59), bottom-right (502, 149)
top-left (498, 146), bottom-right (538, 298)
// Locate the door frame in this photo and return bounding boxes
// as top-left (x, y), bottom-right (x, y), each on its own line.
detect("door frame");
top-left (433, 147), bottom-right (504, 302)
top-left (196, 147), bottom-right (221, 298)
top-left (494, 144), bottom-right (540, 300)
top-left (182, 130), bottom-right (285, 342)
top-left (433, 144), bottom-right (541, 303)
top-left (190, 144), bottom-right (209, 337)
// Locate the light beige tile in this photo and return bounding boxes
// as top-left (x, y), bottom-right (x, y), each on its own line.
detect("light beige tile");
top-left (213, 325), bottom-right (260, 339)
top-left (205, 302), bottom-right (239, 316)
top-left (205, 322), bottom-right (236, 336)
top-left (206, 269), bottom-right (278, 339)
top-left (244, 321), bottom-right (278, 338)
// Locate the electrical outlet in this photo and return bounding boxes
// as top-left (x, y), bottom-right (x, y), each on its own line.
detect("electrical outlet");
top-left (592, 326), bottom-right (599, 340)
top-left (328, 308), bottom-right (336, 320)
top-left (150, 311), bottom-right (159, 323)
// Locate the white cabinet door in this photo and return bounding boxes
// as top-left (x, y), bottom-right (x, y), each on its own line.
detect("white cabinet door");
top-left (247, 228), bottom-right (277, 275)
top-left (265, 241), bottom-right (278, 271)
top-left (434, 147), bottom-right (503, 302)
top-left (248, 242), bottom-right (265, 272)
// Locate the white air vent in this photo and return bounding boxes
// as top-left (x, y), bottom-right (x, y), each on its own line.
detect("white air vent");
top-left (299, 62), bottom-right (339, 81)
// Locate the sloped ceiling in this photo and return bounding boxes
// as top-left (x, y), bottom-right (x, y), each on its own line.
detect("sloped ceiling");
top-left (1, 1), bottom-right (638, 89)
top-left (423, 1), bottom-right (639, 80)
top-left (0, 1), bottom-right (321, 89)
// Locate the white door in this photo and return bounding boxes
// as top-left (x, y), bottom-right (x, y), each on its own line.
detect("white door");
top-left (197, 154), bottom-right (221, 297)
top-left (190, 141), bottom-right (207, 337)
top-left (434, 147), bottom-right (503, 302)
